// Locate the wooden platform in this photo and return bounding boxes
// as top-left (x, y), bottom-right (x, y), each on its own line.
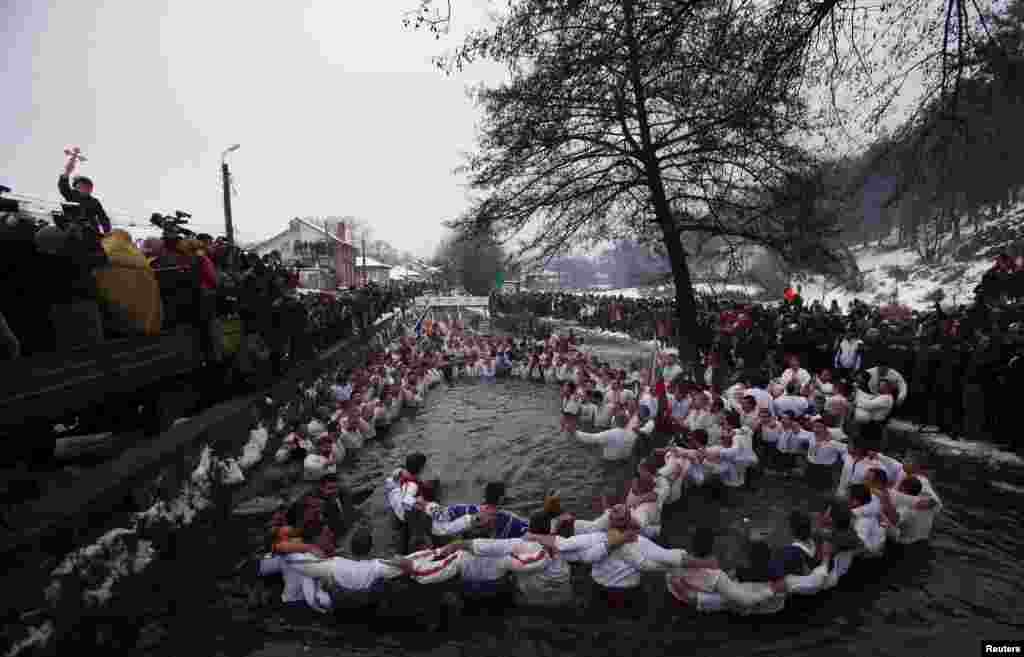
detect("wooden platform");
top-left (0, 394), bottom-right (260, 560)
top-left (0, 311), bottom-right (405, 562)
top-left (0, 331), bottom-right (200, 432)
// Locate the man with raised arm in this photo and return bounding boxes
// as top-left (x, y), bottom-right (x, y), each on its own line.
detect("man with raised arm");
top-left (58, 148), bottom-right (111, 236)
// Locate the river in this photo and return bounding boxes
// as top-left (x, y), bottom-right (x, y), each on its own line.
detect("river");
top-left (115, 330), bottom-right (1023, 657)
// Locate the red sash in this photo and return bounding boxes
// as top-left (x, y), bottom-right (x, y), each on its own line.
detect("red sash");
top-left (399, 470), bottom-right (421, 490)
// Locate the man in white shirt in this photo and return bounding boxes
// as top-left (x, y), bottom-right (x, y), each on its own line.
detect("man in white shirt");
top-left (684, 392), bottom-right (714, 434)
top-left (805, 418), bottom-right (847, 490)
top-left (572, 468), bottom-right (672, 538)
top-left (876, 475), bottom-right (942, 547)
top-left (384, 452), bottom-right (430, 553)
top-left (865, 364), bottom-right (908, 406)
top-left (833, 331), bottom-right (863, 378)
top-left (574, 414), bottom-right (637, 461)
top-left (279, 528), bottom-right (415, 613)
top-left (669, 385), bottom-right (691, 422)
top-left (604, 379), bottom-right (634, 408)
top-left (848, 484), bottom-right (886, 557)
top-left (672, 516), bottom-right (834, 615)
top-left (593, 391), bottom-right (614, 429)
top-left (853, 380), bottom-right (895, 424)
top-left (653, 447), bottom-right (691, 505)
top-left (836, 441), bottom-right (886, 499)
top-left (631, 405), bottom-right (656, 441)
top-left (529, 505), bottom-right (719, 614)
top-left (704, 422), bottom-right (759, 488)
top-left (744, 375), bottom-right (776, 415)
top-left (445, 513), bottom-right (622, 607)
top-left (579, 390), bottom-right (599, 427)
top-left (725, 382), bottom-right (748, 414)
top-left (773, 382), bottom-right (810, 418)
top-left (775, 412), bottom-right (813, 472)
top-left (779, 355), bottom-right (812, 391)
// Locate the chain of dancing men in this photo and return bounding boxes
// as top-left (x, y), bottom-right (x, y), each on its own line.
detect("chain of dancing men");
top-left (256, 325), bottom-right (941, 628)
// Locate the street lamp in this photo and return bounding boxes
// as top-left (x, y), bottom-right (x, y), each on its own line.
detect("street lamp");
top-left (221, 143), bottom-right (240, 163)
top-left (221, 144), bottom-right (240, 268)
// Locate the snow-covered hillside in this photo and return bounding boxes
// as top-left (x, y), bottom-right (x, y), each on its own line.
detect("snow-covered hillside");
top-left (565, 202), bottom-right (1024, 310)
top-left (571, 283), bottom-right (764, 300)
top-left (800, 202), bottom-right (1024, 310)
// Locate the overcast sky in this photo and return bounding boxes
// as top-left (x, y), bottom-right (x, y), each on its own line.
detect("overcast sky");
top-left (3, 1), bottom-right (936, 257)
top-left (2, 0), bottom-right (504, 256)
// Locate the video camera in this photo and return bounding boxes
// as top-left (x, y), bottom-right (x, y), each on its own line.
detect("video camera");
top-left (0, 185), bottom-right (18, 214)
top-left (150, 210), bottom-right (196, 238)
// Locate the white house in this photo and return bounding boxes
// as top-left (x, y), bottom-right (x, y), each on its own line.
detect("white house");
top-left (250, 217), bottom-right (353, 264)
top-left (389, 265), bottom-right (425, 282)
top-left (524, 270), bottom-right (562, 291)
top-left (355, 255), bottom-right (393, 285)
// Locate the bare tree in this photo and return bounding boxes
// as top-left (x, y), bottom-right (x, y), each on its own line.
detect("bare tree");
top-left (403, 0), bottom-right (454, 37)
top-left (433, 229), bottom-right (506, 295)
top-left (441, 0), bottom-right (848, 361)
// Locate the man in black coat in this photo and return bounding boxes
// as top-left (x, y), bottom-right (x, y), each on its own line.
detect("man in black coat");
top-left (58, 151), bottom-right (111, 236)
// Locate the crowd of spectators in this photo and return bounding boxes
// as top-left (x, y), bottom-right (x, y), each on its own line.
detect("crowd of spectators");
top-left (0, 157), bottom-right (426, 379)
top-left (496, 264), bottom-right (1024, 446)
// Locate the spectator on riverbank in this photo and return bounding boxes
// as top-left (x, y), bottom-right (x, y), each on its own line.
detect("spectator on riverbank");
top-left (495, 284), bottom-right (1024, 445)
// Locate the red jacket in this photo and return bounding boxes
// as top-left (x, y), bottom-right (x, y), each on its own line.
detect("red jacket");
top-left (197, 255), bottom-right (218, 291)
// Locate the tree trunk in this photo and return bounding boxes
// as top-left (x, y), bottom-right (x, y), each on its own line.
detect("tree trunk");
top-left (659, 215), bottom-right (699, 364)
top-left (621, 0), bottom-right (699, 365)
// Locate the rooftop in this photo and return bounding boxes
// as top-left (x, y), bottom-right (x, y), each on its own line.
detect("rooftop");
top-left (355, 255), bottom-right (392, 269)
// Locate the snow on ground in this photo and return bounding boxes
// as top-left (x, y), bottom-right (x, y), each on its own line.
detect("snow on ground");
top-left (585, 287), bottom-right (645, 299)
top-left (18, 429), bottom-right (280, 655)
top-left (801, 203), bottom-right (1024, 311)
top-left (11, 311), bottom-right (417, 656)
top-left (888, 420), bottom-right (1024, 468)
top-left (579, 283), bottom-right (763, 299)
top-left (559, 202), bottom-right (1024, 310)
top-left (990, 480), bottom-right (1024, 495)
top-left (548, 318), bottom-right (678, 355)
top-left (799, 253), bottom-right (992, 311)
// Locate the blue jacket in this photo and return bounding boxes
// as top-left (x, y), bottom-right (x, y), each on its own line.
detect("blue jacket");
top-left (445, 505), bottom-right (529, 539)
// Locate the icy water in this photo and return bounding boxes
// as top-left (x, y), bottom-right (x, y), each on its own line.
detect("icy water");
top-left (110, 333), bottom-right (1024, 657)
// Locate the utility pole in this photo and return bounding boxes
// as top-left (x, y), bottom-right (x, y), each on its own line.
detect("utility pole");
top-left (323, 218), bottom-right (330, 290)
top-left (221, 144), bottom-right (240, 269)
top-left (362, 236), bottom-right (367, 287)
